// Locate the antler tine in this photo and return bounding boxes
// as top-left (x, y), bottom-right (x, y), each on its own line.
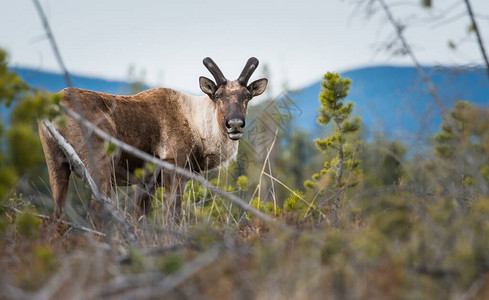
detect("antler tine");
top-left (238, 57), bottom-right (259, 86)
top-left (203, 57), bottom-right (227, 86)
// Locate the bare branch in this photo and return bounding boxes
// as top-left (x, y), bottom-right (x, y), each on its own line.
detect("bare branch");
top-left (376, 0), bottom-right (447, 115)
top-left (463, 0), bottom-right (489, 79)
top-left (2, 204), bottom-right (106, 237)
top-left (31, 0), bottom-right (72, 87)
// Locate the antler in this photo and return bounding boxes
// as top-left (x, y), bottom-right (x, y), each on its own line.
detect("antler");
top-left (238, 57), bottom-right (259, 86)
top-left (203, 57), bottom-right (227, 86)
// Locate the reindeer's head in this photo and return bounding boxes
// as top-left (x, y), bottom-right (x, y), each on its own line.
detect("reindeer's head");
top-left (199, 57), bottom-right (268, 141)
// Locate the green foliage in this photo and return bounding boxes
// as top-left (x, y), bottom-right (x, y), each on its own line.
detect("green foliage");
top-left (0, 50), bottom-right (28, 107)
top-left (303, 179), bottom-right (315, 190)
top-left (361, 137), bottom-right (406, 187)
top-left (133, 168), bottom-right (145, 180)
top-left (306, 72), bottom-right (362, 216)
top-left (236, 175), bottom-right (249, 192)
top-left (132, 163), bottom-right (158, 183)
top-left (104, 141), bottom-right (118, 156)
top-left (369, 197), bottom-right (413, 240)
top-left (264, 201), bottom-right (281, 215)
top-left (8, 124), bottom-right (44, 173)
top-left (0, 166), bottom-right (17, 200)
top-left (283, 191), bottom-right (306, 215)
top-left (180, 179), bottom-right (242, 226)
top-left (448, 40), bottom-right (456, 50)
top-left (0, 48), bottom-right (59, 205)
top-left (433, 101), bottom-right (489, 199)
top-left (33, 245), bottom-right (58, 272)
top-left (124, 248), bottom-right (145, 273)
top-left (158, 253), bottom-right (183, 274)
top-left (421, 0), bottom-right (432, 8)
top-left (184, 181), bottom-right (207, 203)
top-left (250, 197), bottom-right (264, 212)
top-left (15, 211), bottom-right (41, 239)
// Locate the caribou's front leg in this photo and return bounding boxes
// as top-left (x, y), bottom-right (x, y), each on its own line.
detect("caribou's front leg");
top-left (135, 180), bottom-right (157, 221)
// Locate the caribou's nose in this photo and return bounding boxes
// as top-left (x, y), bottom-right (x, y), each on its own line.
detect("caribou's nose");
top-left (226, 118), bottom-right (245, 129)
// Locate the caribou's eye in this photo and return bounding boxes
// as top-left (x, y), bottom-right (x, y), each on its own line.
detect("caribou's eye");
top-left (246, 94), bottom-right (252, 100)
top-left (214, 94), bottom-right (220, 100)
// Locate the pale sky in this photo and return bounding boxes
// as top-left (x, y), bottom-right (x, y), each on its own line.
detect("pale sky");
top-left (2, 0), bottom-right (488, 95)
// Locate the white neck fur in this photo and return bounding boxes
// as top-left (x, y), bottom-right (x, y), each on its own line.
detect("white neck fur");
top-left (186, 94), bottom-right (239, 169)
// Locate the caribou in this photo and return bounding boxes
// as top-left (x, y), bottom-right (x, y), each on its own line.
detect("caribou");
top-left (39, 57), bottom-right (267, 226)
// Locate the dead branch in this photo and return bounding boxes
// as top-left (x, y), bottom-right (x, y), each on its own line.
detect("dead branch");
top-left (2, 204), bottom-right (106, 237)
top-left (41, 120), bottom-right (138, 245)
top-left (463, 0), bottom-right (489, 79)
top-left (376, 0), bottom-right (447, 115)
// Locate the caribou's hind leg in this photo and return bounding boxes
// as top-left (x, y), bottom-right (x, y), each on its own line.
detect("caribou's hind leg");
top-left (39, 124), bottom-right (71, 220)
top-left (86, 152), bottom-right (113, 231)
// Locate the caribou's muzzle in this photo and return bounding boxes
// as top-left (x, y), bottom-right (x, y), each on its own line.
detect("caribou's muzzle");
top-left (226, 118), bottom-right (245, 140)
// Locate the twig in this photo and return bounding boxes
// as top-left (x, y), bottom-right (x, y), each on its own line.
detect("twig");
top-left (31, 0), bottom-right (72, 87)
top-left (2, 204), bottom-right (106, 237)
top-left (376, 0), bottom-right (447, 115)
top-left (463, 0), bottom-right (489, 80)
top-left (253, 128), bottom-right (279, 201)
top-left (42, 119), bottom-right (138, 245)
top-left (267, 153), bottom-right (277, 215)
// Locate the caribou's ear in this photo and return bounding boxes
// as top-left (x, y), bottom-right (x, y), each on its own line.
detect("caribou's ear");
top-left (200, 76), bottom-right (217, 99)
top-left (247, 78), bottom-right (268, 98)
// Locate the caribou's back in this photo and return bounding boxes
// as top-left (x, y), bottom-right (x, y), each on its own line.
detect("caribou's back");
top-left (43, 87), bottom-right (204, 185)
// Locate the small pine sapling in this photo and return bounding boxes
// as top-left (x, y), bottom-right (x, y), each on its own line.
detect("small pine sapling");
top-left (304, 72), bottom-right (362, 223)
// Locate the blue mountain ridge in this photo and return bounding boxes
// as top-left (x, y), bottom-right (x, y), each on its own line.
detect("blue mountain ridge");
top-left (1, 67), bottom-right (148, 124)
top-left (11, 67), bottom-right (139, 95)
top-left (5, 66), bottom-right (489, 142)
top-left (286, 66), bottom-right (489, 141)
